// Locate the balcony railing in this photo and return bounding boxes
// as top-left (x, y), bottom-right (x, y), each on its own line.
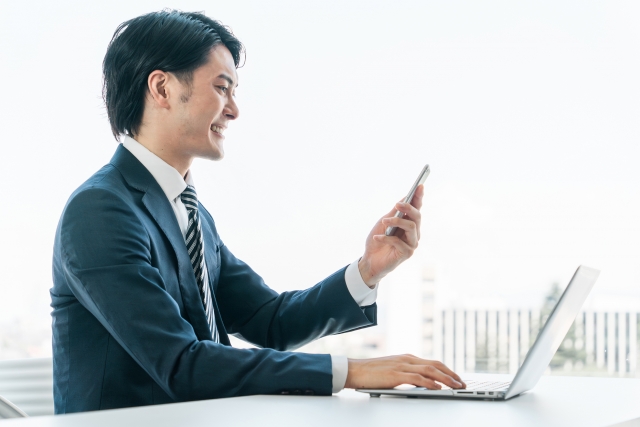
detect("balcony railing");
top-left (428, 309), bottom-right (639, 377)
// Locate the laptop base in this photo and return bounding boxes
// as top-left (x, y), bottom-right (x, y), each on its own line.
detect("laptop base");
top-left (357, 378), bottom-right (512, 400)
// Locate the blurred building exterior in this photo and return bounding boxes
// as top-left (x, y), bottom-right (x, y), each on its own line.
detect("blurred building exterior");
top-left (427, 308), bottom-right (638, 377)
top-left (423, 273), bottom-right (639, 378)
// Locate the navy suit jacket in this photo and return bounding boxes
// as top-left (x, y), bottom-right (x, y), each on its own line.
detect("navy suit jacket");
top-left (50, 145), bottom-right (377, 414)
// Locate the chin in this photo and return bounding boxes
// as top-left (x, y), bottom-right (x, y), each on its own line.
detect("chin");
top-left (197, 138), bottom-right (224, 160)
top-left (207, 135), bottom-right (224, 160)
top-left (205, 146), bottom-right (224, 161)
top-left (198, 150), bottom-right (224, 161)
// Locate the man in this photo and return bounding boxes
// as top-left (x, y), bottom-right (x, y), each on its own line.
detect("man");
top-left (51, 10), bottom-right (464, 414)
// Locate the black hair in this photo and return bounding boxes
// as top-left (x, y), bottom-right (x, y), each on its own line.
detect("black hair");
top-left (102, 10), bottom-right (244, 140)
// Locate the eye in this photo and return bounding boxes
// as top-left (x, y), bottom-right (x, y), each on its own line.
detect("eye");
top-left (217, 86), bottom-right (228, 93)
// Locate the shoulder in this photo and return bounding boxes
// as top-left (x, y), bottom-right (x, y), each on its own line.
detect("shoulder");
top-left (57, 165), bottom-right (151, 268)
top-left (60, 164), bottom-right (145, 236)
top-left (63, 164), bottom-right (138, 217)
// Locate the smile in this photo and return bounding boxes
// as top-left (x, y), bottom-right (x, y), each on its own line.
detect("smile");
top-left (211, 125), bottom-right (225, 135)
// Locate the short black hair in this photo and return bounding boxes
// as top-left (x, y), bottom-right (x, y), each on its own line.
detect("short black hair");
top-left (102, 10), bottom-right (244, 140)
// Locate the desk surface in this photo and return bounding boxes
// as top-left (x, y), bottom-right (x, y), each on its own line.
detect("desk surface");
top-left (3, 375), bottom-right (640, 427)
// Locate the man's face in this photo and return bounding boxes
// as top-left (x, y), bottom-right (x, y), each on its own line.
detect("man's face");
top-left (171, 45), bottom-right (239, 161)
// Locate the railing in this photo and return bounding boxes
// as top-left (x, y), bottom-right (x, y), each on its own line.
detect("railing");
top-left (428, 309), bottom-right (639, 377)
top-left (0, 358), bottom-right (54, 416)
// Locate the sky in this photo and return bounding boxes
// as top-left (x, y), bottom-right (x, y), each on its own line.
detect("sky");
top-left (0, 0), bottom-right (639, 331)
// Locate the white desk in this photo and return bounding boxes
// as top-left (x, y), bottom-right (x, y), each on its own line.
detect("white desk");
top-left (2, 375), bottom-right (640, 427)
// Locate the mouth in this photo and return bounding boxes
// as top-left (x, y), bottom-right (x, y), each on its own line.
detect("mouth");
top-left (210, 124), bottom-right (226, 137)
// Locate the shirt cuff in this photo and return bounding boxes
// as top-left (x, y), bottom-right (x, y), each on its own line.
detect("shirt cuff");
top-left (344, 259), bottom-right (378, 306)
top-left (331, 355), bottom-right (348, 393)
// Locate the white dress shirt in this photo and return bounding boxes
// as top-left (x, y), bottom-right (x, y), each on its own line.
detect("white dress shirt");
top-left (122, 135), bottom-right (378, 392)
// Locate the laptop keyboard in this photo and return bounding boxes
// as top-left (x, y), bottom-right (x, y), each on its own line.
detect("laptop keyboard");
top-left (440, 380), bottom-right (511, 391)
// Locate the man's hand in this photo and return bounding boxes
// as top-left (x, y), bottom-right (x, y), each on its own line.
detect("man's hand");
top-left (358, 184), bottom-right (424, 287)
top-left (344, 354), bottom-right (466, 390)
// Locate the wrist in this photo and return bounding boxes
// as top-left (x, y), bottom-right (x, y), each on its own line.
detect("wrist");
top-left (358, 258), bottom-right (379, 288)
top-left (345, 358), bottom-right (361, 389)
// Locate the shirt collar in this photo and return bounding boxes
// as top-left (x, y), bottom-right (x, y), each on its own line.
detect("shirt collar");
top-left (122, 135), bottom-right (194, 202)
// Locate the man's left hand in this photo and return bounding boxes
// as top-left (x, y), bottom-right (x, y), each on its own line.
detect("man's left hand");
top-left (358, 184), bottom-right (424, 287)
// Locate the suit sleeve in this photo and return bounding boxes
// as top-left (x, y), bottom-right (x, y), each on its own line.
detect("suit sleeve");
top-left (59, 187), bottom-right (334, 401)
top-left (214, 244), bottom-right (377, 350)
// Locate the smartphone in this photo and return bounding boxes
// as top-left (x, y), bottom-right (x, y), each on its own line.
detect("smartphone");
top-left (385, 164), bottom-right (430, 236)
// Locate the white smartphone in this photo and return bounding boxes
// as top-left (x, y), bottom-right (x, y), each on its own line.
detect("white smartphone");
top-left (384, 164), bottom-right (430, 236)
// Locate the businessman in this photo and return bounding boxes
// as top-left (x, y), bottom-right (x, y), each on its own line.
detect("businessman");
top-left (51, 10), bottom-right (464, 414)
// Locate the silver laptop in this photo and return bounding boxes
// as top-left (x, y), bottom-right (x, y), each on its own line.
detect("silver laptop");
top-left (357, 265), bottom-right (600, 400)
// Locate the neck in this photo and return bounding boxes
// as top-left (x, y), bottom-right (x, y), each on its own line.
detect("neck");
top-left (133, 129), bottom-right (192, 177)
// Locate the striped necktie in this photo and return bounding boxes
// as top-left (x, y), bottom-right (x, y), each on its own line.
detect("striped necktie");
top-left (180, 185), bottom-right (219, 342)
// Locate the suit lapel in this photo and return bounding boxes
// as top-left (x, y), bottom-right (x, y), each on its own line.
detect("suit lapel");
top-left (110, 145), bottom-right (213, 341)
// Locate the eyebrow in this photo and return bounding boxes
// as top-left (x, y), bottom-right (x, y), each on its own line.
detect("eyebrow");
top-left (217, 73), bottom-right (237, 88)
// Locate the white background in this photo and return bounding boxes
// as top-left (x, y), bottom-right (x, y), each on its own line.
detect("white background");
top-left (0, 0), bottom-right (638, 356)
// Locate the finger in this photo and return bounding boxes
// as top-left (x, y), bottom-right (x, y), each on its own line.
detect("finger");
top-left (395, 201), bottom-right (421, 222)
top-left (404, 358), bottom-right (466, 387)
top-left (399, 373), bottom-right (442, 390)
top-left (380, 204), bottom-right (402, 222)
top-left (381, 217), bottom-right (418, 248)
top-left (372, 235), bottom-right (414, 257)
top-left (429, 361), bottom-right (465, 386)
top-left (382, 187), bottom-right (423, 222)
top-left (393, 202), bottom-right (422, 240)
top-left (414, 364), bottom-right (464, 389)
top-left (409, 357), bottom-right (464, 384)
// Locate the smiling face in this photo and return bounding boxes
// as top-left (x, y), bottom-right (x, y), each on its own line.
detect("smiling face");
top-left (171, 45), bottom-right (239, 161)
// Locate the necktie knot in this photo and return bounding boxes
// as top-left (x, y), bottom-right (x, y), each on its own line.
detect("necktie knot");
top-left (180, 185), bottom-right (198, 212)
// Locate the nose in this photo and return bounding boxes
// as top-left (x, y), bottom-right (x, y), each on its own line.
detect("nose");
top-left (224, 96), bottom-right (239, 121)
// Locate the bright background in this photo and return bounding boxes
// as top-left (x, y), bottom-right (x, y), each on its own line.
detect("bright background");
top-left (0, 0), bottom-right (638, 359)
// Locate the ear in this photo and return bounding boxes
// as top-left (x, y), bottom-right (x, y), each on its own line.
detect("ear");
top-left (147, 70), bottom-right (171, 109)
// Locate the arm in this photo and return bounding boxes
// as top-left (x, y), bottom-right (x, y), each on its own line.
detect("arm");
top-left (60, 187), bottom-right (333, 400)
top-left (344, 185), bottom-right (467, 390)
top-left (195, 204), bottom-right (377, 351)
top-left (214, 244), bottom-right (377, 351)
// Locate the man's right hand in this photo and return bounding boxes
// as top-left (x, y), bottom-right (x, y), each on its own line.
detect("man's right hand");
top-left (344, 354), bottom-right (466, 390)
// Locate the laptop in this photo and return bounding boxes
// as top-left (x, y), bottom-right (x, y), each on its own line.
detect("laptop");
top-left (356, 265), bottom-right (600, 400)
